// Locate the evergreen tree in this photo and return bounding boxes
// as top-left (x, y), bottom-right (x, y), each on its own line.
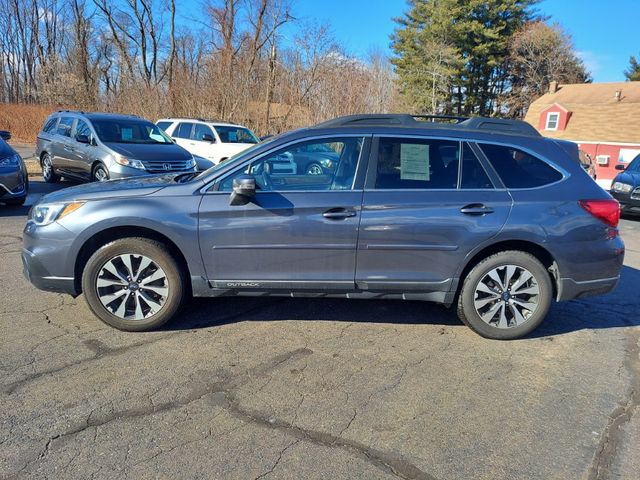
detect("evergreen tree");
top-left (391, 0), bottom-right (540, 115)
top-left (625, 55), bottom-right (640, 81)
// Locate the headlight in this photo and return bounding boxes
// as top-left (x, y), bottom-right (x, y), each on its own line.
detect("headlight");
top-left (30, 202), bottom-right (85, 226)
top-left (187, 158), bottom-right (196, 169)
top-left (0, 153), bottom-right (20, 168)
top-left (612, 182), bottom-right (632, 193)
top-left (115, 157), bottom-right (145, 170)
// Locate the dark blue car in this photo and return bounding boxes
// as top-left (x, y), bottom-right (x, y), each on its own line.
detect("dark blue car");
top-left (22, 114), bottom-right (624, 339)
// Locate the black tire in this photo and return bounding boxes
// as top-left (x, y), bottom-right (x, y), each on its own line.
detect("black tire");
top-left (456, 250), bottom-right (553, 340)
top-left (81, 238), bottom-right (186, 331)
top-left (41, 153), bottom-right (60, 183)
top-left (92, 163), bottom-right (110, 182)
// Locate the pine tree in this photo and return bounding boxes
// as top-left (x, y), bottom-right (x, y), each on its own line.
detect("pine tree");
top-left (625, 55), bottom-right (640, 81)
top-left (391, 0), bottom-right (540, 115)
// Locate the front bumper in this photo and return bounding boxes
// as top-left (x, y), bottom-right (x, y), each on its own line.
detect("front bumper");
top-left (0, 168), bottom-right (27, 199)
top-left (22, 221), bottom-right (79, 296)
top-left (22, 248), bottom-right (77, 295)
top-left (611, 189), bottom-right (640, 215)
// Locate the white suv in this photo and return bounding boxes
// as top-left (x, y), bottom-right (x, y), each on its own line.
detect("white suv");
top-left (156, 118), bottom-right (260, 166)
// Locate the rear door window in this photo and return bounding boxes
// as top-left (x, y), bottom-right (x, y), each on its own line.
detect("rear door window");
top-left (461, 143), bottom-right (493, 189)
top-left (174, 122), bottom-right (194, 139)
top-left (373, 137), bottom-right (459, 190)
top-left (479, 143), bottom-right (563, 188)
top-left (56, 117), bottom-right (74, 137)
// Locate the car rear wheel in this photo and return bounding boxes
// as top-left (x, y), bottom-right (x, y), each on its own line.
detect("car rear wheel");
top-left (92, 163), bottom-right (110, 182)
top-left (457, 251), bottom-right (552, 340)
top-left (82, 238), bottom-right (185, 331)
top-left (41, 153), bottom-right (60, 183)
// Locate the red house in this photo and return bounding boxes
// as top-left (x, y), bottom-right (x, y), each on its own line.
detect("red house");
top-left (524, 81), bottom-right (640, 189)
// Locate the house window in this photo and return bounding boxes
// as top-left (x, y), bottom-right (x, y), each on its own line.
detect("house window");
top-left (545, 112), bottom-right (560, 131)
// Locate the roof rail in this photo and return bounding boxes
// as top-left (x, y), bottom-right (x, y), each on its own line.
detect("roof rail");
top-left (313, 113), bottom-right (541, 137)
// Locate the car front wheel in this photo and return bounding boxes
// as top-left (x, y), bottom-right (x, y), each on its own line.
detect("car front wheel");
top-left (81, 238), bottom-right (185, 331)
top-left (457, 251), bottom-right (553, 340)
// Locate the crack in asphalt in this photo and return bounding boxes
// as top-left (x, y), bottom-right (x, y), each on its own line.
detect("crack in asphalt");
top-left (21, 346), bottom-right (437, 480)
top-left (587, 328), bottom-right (640, 480)
top-left (1, 299), bottom-right (285, 395)
top-left (254, 439), bottom-right (301, 480)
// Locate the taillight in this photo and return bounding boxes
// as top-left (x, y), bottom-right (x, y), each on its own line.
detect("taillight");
top-left (579, 199), bottom-right (620, 228)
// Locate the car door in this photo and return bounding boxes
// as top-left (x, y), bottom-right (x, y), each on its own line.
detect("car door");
top-left (50, 116), bottom-right (76, 175)
top-left (355, 136), bottom-right (512, 293)
top-left (188, 123), bottom-right (217, 160)
top-left (198, 135), bottom-right (369, 289)
top-left (67, 119), bottom-right (94, 180)
top-left (170, 122), bottom-right (195, 152)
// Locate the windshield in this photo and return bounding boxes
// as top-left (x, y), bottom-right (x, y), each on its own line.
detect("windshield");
top-left (214, 126), bottom-right (259, 144)
top-left (92, 119), bottom-right (173, 144)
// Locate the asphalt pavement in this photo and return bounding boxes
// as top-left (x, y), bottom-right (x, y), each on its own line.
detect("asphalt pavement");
top-left (1, 178), bottom-right (639, 480)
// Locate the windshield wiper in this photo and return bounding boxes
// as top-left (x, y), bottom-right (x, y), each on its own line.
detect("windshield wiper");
top-left (174, 172), bottom-right (199, 183)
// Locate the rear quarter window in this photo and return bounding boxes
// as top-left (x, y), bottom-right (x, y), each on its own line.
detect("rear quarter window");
top-left (42, 117), bottom-right (58, 133)
top-left (479, 143), bottom-right (563, 188)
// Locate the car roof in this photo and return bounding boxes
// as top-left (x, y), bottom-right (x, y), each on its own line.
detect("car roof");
top-left (158, 118), bottom-right (246, 128)
top-left (52, 111), bottom-right (147, 122)
top-left (309, 114), bottom-right (541, 138)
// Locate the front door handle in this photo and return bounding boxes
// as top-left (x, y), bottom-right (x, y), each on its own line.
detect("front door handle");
top-left (460, 203), bottom-right (494, 215)
top-left (323, 208), bottom-right (357, 219)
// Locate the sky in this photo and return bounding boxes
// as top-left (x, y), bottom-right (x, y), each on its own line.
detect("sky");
top-left (287, 0), bottom-right (639, 83)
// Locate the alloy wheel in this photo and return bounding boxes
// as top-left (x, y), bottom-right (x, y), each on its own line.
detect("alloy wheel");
top-left (473, 264), bottom-right (540, 329)
top-left (94, 167), bottom-right (108, 182)
top-left (43, 156), bottom-right (52, 180)
top-left (96, 254), bottom-right (169, 320)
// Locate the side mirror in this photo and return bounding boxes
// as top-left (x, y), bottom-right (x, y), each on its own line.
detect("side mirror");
top-left (230, 175), bottom-right (256, 206)
top-left (202, 133), bottom-right (215, 143)
top-left (615, 164), bottom-right (626, 171)
top-left (76, 134), bottom-right (90, 144)
top-left (0, 130), bottom-right (11, 141)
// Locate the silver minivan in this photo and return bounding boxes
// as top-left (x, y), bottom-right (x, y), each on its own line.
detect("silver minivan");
top-left (36, 111), bottom-right (197, 183)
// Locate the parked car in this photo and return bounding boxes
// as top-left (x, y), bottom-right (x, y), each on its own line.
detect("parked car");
top-left (579, 150), bottom-right (597, 180)
top-left (611, 153), bottom-right (640, 216)
top-left (156, 118), bottom-right (259, 165)
top-left (23, 114), bottom-right (624, 340)
top-left (36, 111), bottom-right (197, 183)
top-left (0, 130), bottom-right (29, 206)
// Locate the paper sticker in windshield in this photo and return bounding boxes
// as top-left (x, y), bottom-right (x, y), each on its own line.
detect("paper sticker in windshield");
top-left (121, 128), bottom-right (133, 141)
top-left (400, 143), bottom-right (430, 181)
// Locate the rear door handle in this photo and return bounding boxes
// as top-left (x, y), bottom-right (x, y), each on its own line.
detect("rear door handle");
top-left (460, 203), bottom-right (494, 215)
top-left (323, 208), bottom-right (357, 219)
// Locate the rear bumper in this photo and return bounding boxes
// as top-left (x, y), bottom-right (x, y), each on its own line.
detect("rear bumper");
top-left (557, 276), bottom-right (620, 301)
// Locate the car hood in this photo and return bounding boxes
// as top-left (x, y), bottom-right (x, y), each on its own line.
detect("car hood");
top-left (613, 172), bottom-right (639, 187)
top-left (104, 142), bottom-right (192, 161)
top-left (38, 174), bottom-right (181, 203)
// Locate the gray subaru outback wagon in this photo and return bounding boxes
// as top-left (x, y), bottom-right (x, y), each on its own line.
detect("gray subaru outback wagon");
top-left (23, 114), bottom-right (624, 339)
